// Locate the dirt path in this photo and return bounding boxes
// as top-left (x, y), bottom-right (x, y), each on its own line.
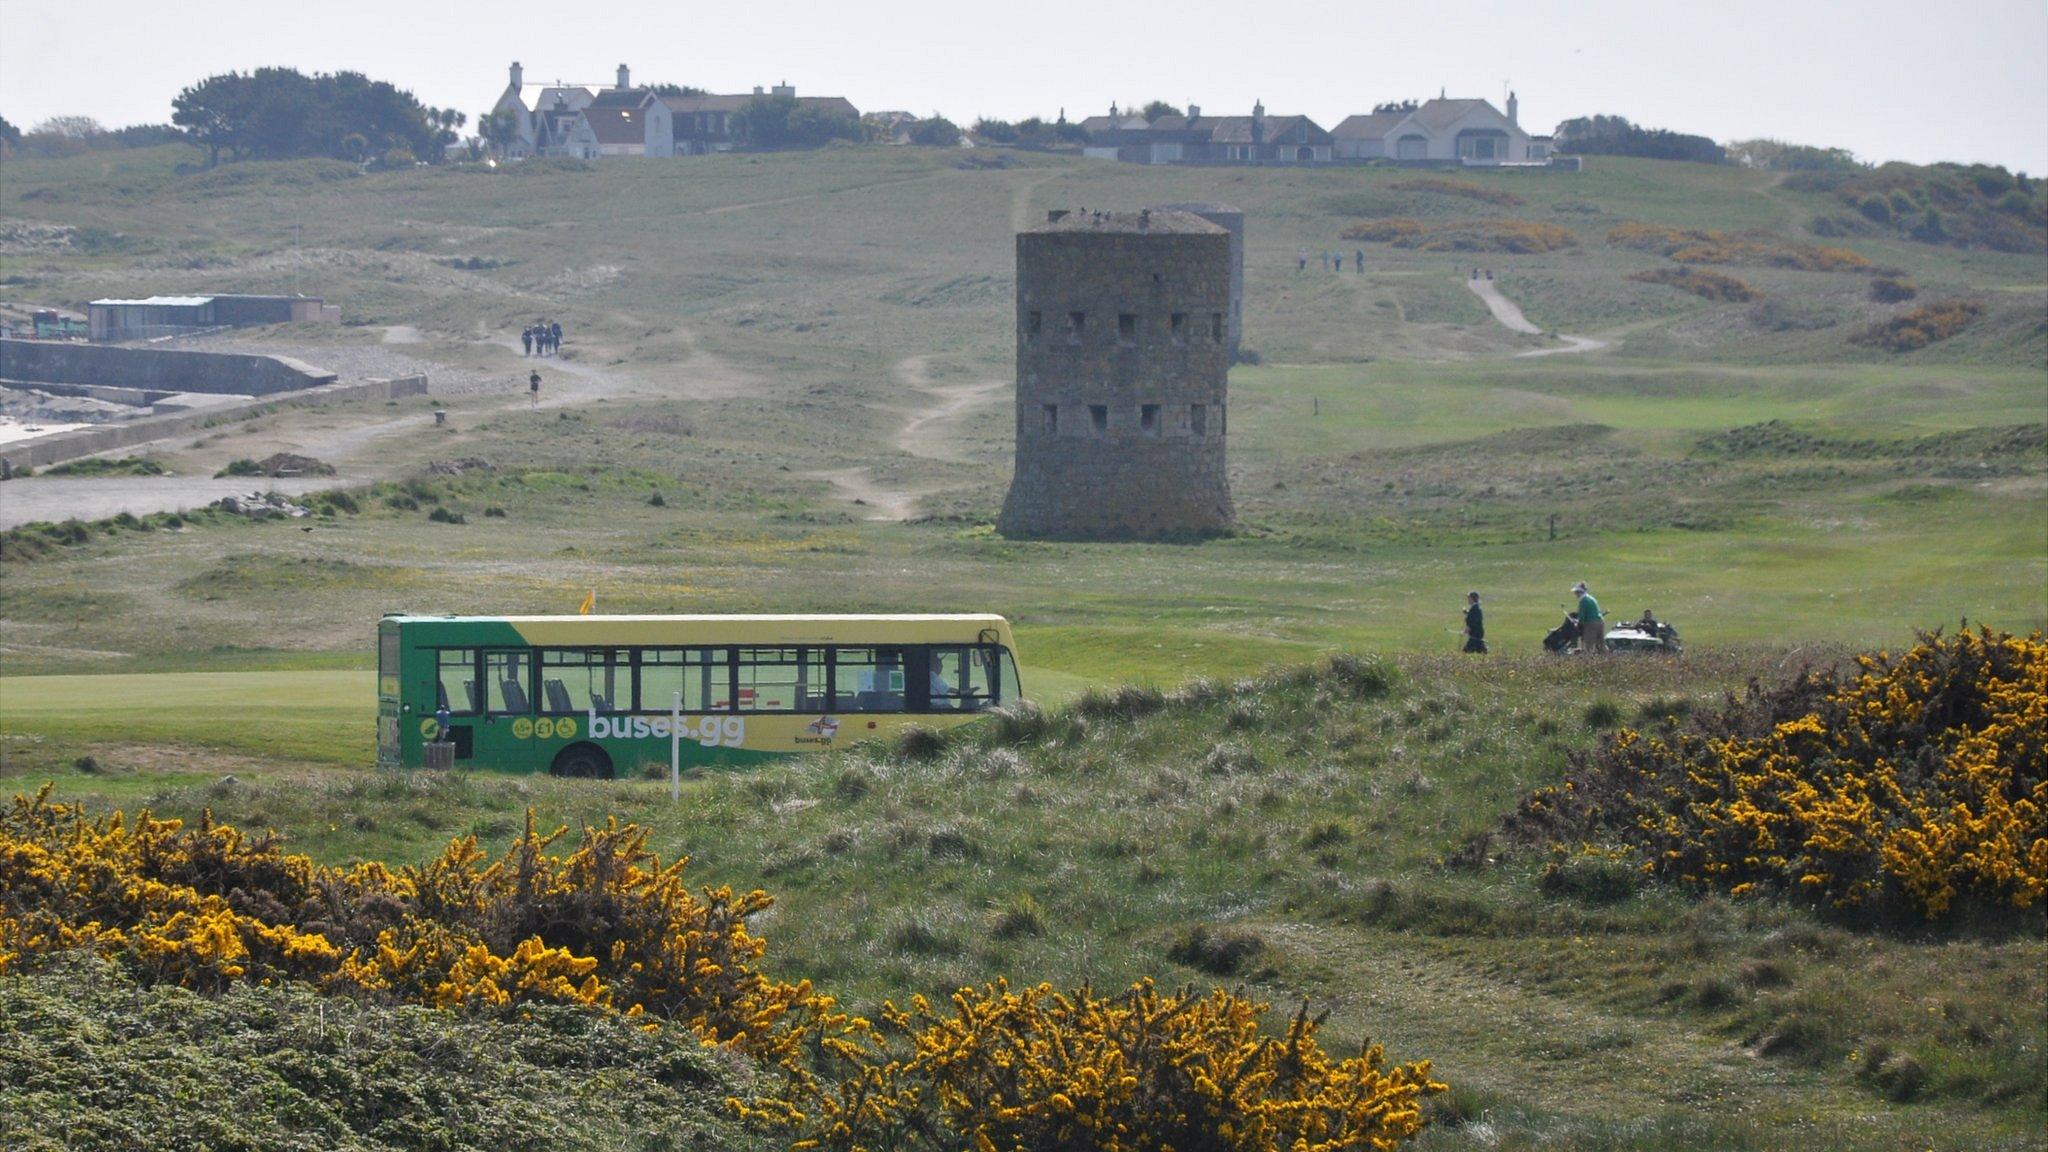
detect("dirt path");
top-left (1010, 172), bottom-right (1057, 234)
top-left (1465, 277), bottom-right (1611, 356)
top-left (807, 354), bottom-right (1008, 522)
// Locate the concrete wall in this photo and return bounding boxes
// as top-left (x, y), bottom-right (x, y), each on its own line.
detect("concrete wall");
top-left (0, 339), bottom-right (338, 396)
top-left (998, 213), bottom-right (1235, 540)
top-left (2, 375), bottom-right (426, 470)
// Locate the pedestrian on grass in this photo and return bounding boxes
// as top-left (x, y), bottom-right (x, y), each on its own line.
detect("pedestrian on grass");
top-left (521, 327), bottom-right (533, 356)
top-left (1355, 249), bottom-right (1364, 272)
top-left (550, 320), bottom-right (563, 351)
top-left (1573, 581), bottom-right (1605, 653)
top-left (529, 369), bottom-right (541, 406)
top-left (1298, 248), bottom-right (1308, 273)
top-left (1462, 592), bottom-right (1487, 654)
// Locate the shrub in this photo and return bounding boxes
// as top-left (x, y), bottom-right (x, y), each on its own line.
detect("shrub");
top-left (1167, 922), bottom-right (1268, 975)
top-left (427, 506), bottom-right (467, 524)
top-left (45, 456), bottom-right (164, 477)
top-left (1494, 626), bottom-right (2048, 920)
top-left (1341, 217), bottom-right (1577, 253)
top-left (1629, 266), bottom-right (1760, 302)
top-left (1869, 275), bottom-right (1918, 303)
top-left (1606, 222), bottom-right (1871, 270)
top-left (1388, 177), bottom-right (1525, 207)
top-left (215, 458), bottom-right (265, 478)
top-left (745, 977), bottom-right (1445, 1152)
top-left (1851, 299), bottom-right (1986, 352)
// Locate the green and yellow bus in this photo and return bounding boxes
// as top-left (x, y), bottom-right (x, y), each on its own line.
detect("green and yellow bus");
top-left (377, 614), bottom-right (1023, 776)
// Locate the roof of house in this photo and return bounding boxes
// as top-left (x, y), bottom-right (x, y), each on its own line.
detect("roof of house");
top-left (1079, 114), bottom-right (1149, 133)
top-left (1199, 114), bottom-right (1330, 145)
top-left (587, 88), bottom-right (654, 110)
top-left (579, 107), bottom-right (649, 145)
top-left (511, 83), bottom-right (596, 113)
top-left (662, 93), bottom-right (858, 118)
top-left (1411, 98), bottom-right (1498, 133)
top-left (1330, 112), bottom-right (1408, 140)
top-left (90, 296), bottom-right (214, 307)
top-left (1026, 209), bottom-right (1228, 236)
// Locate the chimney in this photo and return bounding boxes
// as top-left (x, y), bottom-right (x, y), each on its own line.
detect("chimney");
top-left (1507, 90), bottom-right (1519, 126)
top-left (1139, 208), bottom-right (1151, 229)
top-left (509, 61), bottom-right (523, 89)
top-left (1252, 99), bottom-right (1265, 144)
top-left (1187, 103), bottom-right (1200, 119)
top-left (617, 63), bottom-right (631, 90)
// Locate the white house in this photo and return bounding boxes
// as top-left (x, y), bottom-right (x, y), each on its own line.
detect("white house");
top-left (491, 61), bottom-right (599, 158)
top-left (1332, 93), bottom-right (1550, 164)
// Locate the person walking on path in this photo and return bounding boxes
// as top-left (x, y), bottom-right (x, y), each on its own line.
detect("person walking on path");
top-left (1355, 249), bottom-right (1365, 272)
top-left (550, 320), bottom-right (563, 352)
top-left (521, 326), bottom-right (533, 356)
top-left (1462, 591), bottom-right (1488, 654)
top-left (528, 369), bottom-right (541, 407)
top-left (1298, 249), bottom-right (1308, 273)
top-left (1573, 582), bottom-right (1605, 653)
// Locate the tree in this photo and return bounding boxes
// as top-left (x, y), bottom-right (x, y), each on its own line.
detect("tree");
top-left (478, 109), bottom-right (520, 158)
top-left (908, 115), bottom-right (961, 147)
top-left (1553, 114), bottom-right (1724, 164)
top-left (1373, 99), bottom-right (1419, 115)
top-left (172, 67), bottom-right (444, 166)
top-left (650, 83), bottom-right (706, 98)
top-left (974, 118), bottom-right (1018, 144)
top-left (1726, 138), bottom-right (1864, 173)
top-left (0, 115), bottom-right (22, 155)
top-left (1140, 100), bottom-right (1182, 121)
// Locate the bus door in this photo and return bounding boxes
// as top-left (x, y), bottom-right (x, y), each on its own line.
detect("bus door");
top-left (377, 626), bottom-right (402, 768)
top-left (475, 648), bottom-right (538, 766)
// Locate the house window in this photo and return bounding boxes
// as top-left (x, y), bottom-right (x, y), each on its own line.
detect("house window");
top-left (1118, 313), bottom-right (1137, 344)
top-left (1089, 404), bottom-right (1108, 434)
top-left (1042, 404), bottom-right (1058, 434)
top-left (1211, 312), bottom-right (1224, 342)
top-left (1026, 310), bottom-right (1042, 341)
top-left (1190, 403), bottom-right (1208, 437)
top-left (1170, 312), bottom-right (1187, 342)
top-left (1067, 311), bottom-right (1086, 341)
top-left (1140, 404), bottom-right (1160, 437)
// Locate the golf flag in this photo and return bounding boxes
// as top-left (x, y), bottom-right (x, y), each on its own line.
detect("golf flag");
top-left (578, 589), bottom-right (595, 615)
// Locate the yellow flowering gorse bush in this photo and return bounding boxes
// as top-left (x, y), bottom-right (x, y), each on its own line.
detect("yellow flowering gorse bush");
top-left (1503, 627), bottom-right (2047, 920)
top-left (739, 976), bottom-right (1444, 1152)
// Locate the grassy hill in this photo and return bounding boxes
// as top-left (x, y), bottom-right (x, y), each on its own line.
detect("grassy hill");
top-left (0, 142), bottom-right (2043, 1150)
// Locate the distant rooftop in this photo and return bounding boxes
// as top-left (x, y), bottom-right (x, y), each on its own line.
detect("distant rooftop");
top-left (89, 296), bottom-right (214, 307)
top-left (1028, 209), bottom-right (1228, 235)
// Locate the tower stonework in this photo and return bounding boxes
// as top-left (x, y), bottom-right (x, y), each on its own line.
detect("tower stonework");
top-left (997, 210), bottom-right (1236, 540)
top-left (1147, 201), bottom-right (1243, 360)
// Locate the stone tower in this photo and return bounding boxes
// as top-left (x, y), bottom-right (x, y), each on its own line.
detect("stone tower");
top-left (997, 209), bottom-right (1235, 540)
top-left (1147, 201), bottom-right (1243, 360)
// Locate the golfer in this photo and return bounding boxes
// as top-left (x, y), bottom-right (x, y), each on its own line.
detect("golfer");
top-left (1573, 582), bottom-right (1605, 654)
top-left (1462, 592), bottom-right (1487, 654)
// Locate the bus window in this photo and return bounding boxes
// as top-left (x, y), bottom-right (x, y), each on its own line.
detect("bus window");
top-left (485, 650), bottom-right (533, 714)
top-left (997, 647), bottom-right (1023, 704)
top-left (378, 630), bottom-right (401, 699)
top-left (832, 647), bottom-right (905, 712)
top-left (638, 647), bottom-right (729, 712)
top-left (926, 646), bottom-right (1007, 712)
top-left (737, 647), bottom-right (825, 712)
top-left (541, 648), bottom-right (623, 714)
top-left (437, 649), bottom-right (480, 714)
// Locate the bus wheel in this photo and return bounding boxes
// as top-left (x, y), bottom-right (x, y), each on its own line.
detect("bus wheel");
top-left (550, 743), bottom-right (613, 780)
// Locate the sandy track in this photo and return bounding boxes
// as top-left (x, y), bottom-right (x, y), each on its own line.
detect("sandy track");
top-left (808, 355), bottom-right (1008, 522)
top-left (1465, 277), bottom-right (1610, 356)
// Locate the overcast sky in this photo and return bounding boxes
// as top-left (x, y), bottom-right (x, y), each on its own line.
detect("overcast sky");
top-left (4, 0), bottom-right (2044, 172)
